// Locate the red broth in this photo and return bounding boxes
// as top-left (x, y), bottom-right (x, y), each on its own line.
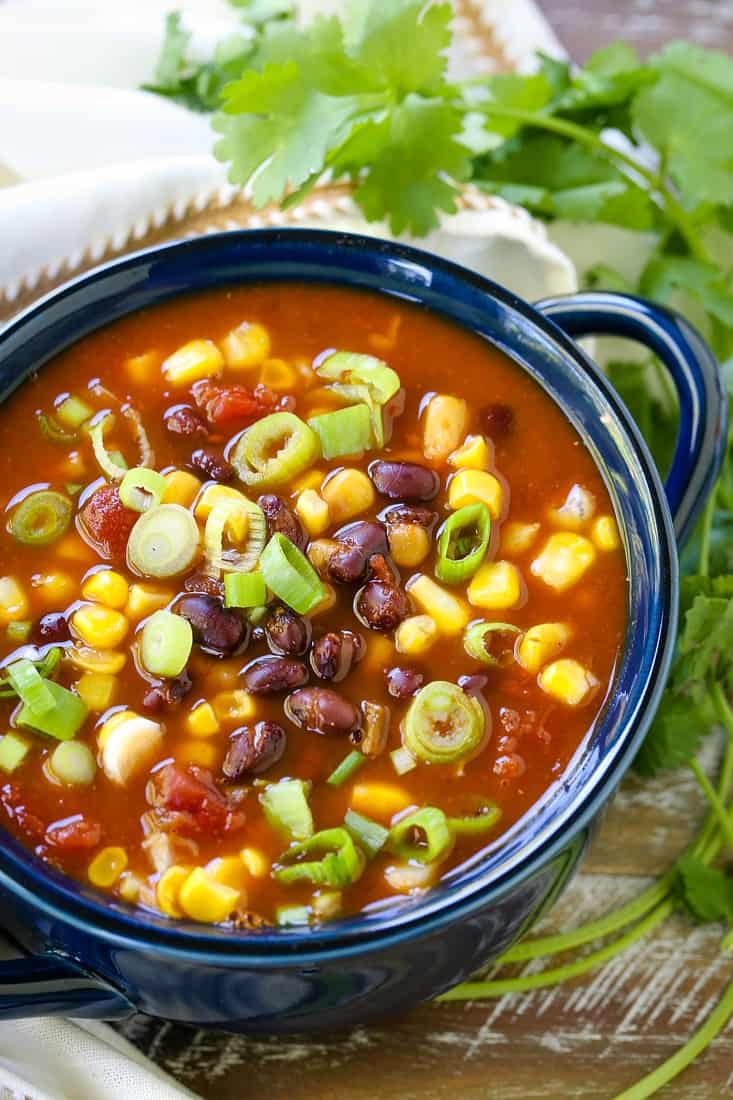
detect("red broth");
top-left (0, 283), bottom-right (626, 928)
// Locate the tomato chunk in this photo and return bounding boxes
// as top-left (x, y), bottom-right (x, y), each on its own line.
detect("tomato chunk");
top-left (79, 484), bottom-right (138, 562)
top-left (148, 763), bottom-right (245, 836)
top-left (191, 381), bottom-right (281, 427)
top-left (46, 815), bottom-right (102, 850)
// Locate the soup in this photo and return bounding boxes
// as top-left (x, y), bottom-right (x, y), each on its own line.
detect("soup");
top-left (0, 284), bottom-right (626, 928)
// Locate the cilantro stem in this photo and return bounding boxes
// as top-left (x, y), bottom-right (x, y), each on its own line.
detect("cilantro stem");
top-left (689, 757), bottom-right (733, 856)
top-left (610, 973), bottom-right (733, 1100)
top-left (437, 899), bottom-right (675, 1000)
top-left (465, 102), bottom-right (709, 263)
top-left (698, 481), bottom-right (718, 577)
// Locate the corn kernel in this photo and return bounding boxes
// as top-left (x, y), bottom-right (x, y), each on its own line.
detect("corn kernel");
top-left (67, 645), bottom-right (126, 675)
top-left (388, 523), bottom-right (430, 568)
top-left (516, 622), bottom-right (573, 674)
top-left (448, 469), bottom-right (504, 519)
top-left (293, 468), bottom-right (328, 494)
top-left (56, 534), bottom-right (96, 562)
top-left (467, 560), bottom-right (523, 610)
top-left (31, 571), bottom-right (75, 605)
top-left (177, 739), bottom-right (218, 768)
top-left (406, 574), bottom-right (470, 636)
top-left (212, 689), bottom-right (257, 723)
top-left (163, 469), bottom-right (201, 508)
top-left (76, 671), bottom-right (118, 711)
top-left (351, 782), bottom-right (411, 821)
top-left (157, 865), bottom-right (190, 918)
top-left (241, 847), bottom-right (269, 878)
top-left (206, 856), bottom-right (248, 892)
top-left (179, 867), bottom-right (240, 923)
top-left (501, 521), bottom-right (540, 556)
top-left (0, 576), bottom-right (29, 623)
top-left (448, 434), bottom-right (492, 471)
top-left (125, 583), bottom-right (172, 621)
top-left (194, 483), bottom-right (249, 539)
top-left (395, 614), bottom-right (439, 656)
top-left (360, 632), bottom-right (396, 674)
top-left (592, 514), bottom-right (621, 552)
top-left (222, 321), bottom-right (270, 370)
top-left (186, 701), bottom-right (221, 737)
top-left (260, 357), bottom-right (297, 391)
top-left (423, 394), bottom-right (468, 463)
top-left (162, 339), bottom-right (224, 386)
top-left (538, 658), bottom-right (599, 706)
top-left (548, 484), bottom-right (596, 530)
top-left (72, 603), bottom-right (129, 649)
top-left (321, 468), bottom-right (375, 524)
top-left (88, 846), bottom-right (128, 888)
top-left (118, 872), bottom-right (141, 903)
top-left (125, 350), bottom-right (159, 384)
top-left (295, 489), bottom-right (330, 537)
top-left (306, 582), bottom-right (337, 618)
top-left (531, 532), bottom-right (596, 591)
top-left (81, 569), bottom-right (129, 610)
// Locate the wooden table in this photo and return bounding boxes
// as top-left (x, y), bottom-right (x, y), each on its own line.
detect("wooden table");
top-left (117, 3), bottom-right (733, 1096)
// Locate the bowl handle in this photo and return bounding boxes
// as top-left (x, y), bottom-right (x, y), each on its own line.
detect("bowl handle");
top-left (536, 290), bottom-right (727, 545)
top-left (0, 954), bottom-right (132, 1020)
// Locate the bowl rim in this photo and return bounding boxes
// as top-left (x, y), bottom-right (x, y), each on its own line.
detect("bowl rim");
top-left (0, 228), bottom-right (678, 963)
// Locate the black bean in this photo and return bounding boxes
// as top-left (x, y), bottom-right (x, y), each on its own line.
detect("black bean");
top-left (334, 520), bottom-right (389, 559)
top-left (174, 594), bottom-right (247, 655)
top-left (190, 448), bottom-right (234, 483)
top-left (257, 494), bottom-right (308, 552)
top-left (222, 721), bottom-right (287, 780)
top-left (328, 544), bottom-right (369, 585)
top-left (164, 405), bottom-right (208, 439)
top-left (355, 580), bottom-right (410, 631)
top-left (285, 687), bottom-right (361, 737)
top-left (35, 612), bottom-right (70, 645)
top-left (183, 573), bottom-right (225, 598)
top-left (482, 403), bottom-right (514, 438)
top-left (310, 630), bottom-right (364, 682)
top-left (369, 460), bottom-right (440, 502)
top-left (264, 606), bottom-right (311, 657)
top-left (143, 669), bottom-right (192, 712)
top-left (381, 503), bottom-right (437, 530)
top-left (386, 666), bottom-right (424, 700)
top-left (242, 655), bottom-right (308, 694)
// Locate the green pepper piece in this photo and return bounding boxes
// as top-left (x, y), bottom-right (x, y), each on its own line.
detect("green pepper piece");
top-left (230, 412), bottom-right (320, 490)
top-left (436, 502), bottom-right (491, 585)
top-left (463, 621), bottom-right (521, 666)
top-left (274, 827), bottom-right (365, 887)
top-left (388, 806), bottom-right (452, 864)
top-left (402, 681), bottom-right (486, 765)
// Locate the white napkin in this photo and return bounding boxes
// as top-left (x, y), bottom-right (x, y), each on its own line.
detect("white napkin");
top-left (0, 3), bottom-right (571, 1099)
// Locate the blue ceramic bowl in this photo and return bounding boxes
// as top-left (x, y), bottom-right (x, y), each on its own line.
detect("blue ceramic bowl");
top-left (0, 230), bottom-right (725, 1032)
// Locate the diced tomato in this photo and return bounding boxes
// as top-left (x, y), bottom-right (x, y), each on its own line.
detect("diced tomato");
top-left (0, 782), bottom-right (46, 841)
top-left (79, 484), bottom-right (138, 562)
top-left (149, 763), bottom-right (245, 836)
top-left (191, 381), bottom-right (281, 427)
top-left (46, 815), bottom-right (102, 850)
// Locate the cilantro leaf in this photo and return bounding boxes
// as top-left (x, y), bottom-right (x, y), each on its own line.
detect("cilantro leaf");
top-left (676, 855), bottom-right (733, 924)
top-left (153, 12), bottom-right (191, 88)
top-left (633, 42), bottom-right (733, 208)
top-left (634, 692), bottom-right (710, 777)
top-left (345, 0), bottom-right (453, 96)
top-left (641, 257), bottom-right (733, 329)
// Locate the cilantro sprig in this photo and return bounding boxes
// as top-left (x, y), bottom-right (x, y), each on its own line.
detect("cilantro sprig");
top-left (145, 4), bottom-right (733, 1095)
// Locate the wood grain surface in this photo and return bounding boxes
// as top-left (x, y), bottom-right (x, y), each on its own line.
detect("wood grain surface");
top-left (115, 3), bottom-right (733, 1097)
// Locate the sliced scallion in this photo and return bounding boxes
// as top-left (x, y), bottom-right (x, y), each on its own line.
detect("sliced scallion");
top-left (402, 681), bottom-right (486, 765)
top-left (16, 680), bottom-right (88, 741)
top-left (308, 404), bottom-right (373, 460)
top-left (316, 351), bottom-right (401, 447)
top-left (436, 503), bottom-right (491, 585)
top-left (127, 504), bottom-right (200, 579)
top-left (5, 621), bottom-right (31, 644)
top-left (463, 621), bottom-right (521, 667)
top-left (276, 904), bottom-right (311, 927)
top-left (344, 808), bottom-right (389, 859)
top-left (230, 412), bottom-right (320, 490)
top-left (448, 800), bottom-right (501, 836)
top-left (6, 658), bottom-right (55, 714)
top-left (56, 395), bottom-right (93, 430)
top-left (37, 412), bottom-right (77, 444)
top-left (0, 733), bottom-right (30, 773)
top-left (274, 827), bottom-right (365, 887)
top-left (119, 467), bottom-right (167, 513)
top-left (389, 806), bottom-right (452, 864)
top-left (48, 740), bottom-right (96, 785)
top-left (260, 778), bottom-right (314, 840)
top-left (259, 533), bottom-right (324, 615)
top-left (326, 749), bottom-right (366, 787)
top-left (224, 572), bottom-right (266, 608)
top-left (140, 610), bottom-right (192, 678)
top-left (10, 490), bottom-right (72, 547)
